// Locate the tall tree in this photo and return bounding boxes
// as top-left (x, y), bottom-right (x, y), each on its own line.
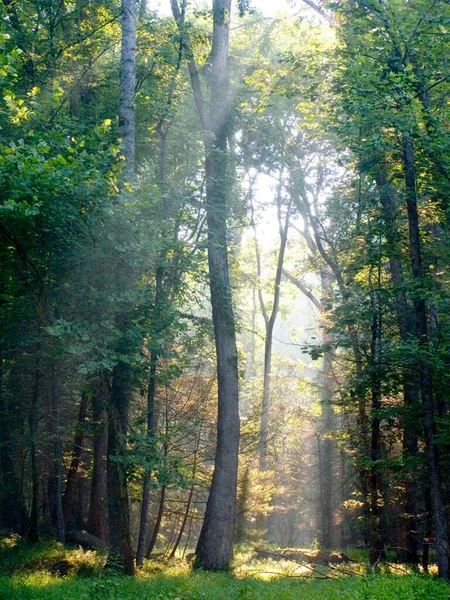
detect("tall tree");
top-left (171, 0), bottom-right (240, 569)
top-left (105, 0), bottom-right (137, 575)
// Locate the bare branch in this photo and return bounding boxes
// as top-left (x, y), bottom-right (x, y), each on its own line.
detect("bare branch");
top-left (282, 269), bottom-right (323, 311)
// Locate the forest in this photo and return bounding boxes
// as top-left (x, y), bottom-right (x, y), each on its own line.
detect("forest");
top-left (1, 0), bottom-right (450, 598)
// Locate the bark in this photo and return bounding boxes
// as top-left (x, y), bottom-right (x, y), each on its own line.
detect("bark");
top-left (50, 364), bottom-right (65, 543)
top-left (106, 361), bottom-right (135, 574)
top-left (422, 487), bottom-right (433, 573)
top-left (136, 350), bottom-right (159, 567)
top-left (87, 374), bottom-right (109, 541)
top-left (27, 363), bottom-right (40, 543)
top-left (171, 0), bottom-right (240, 570)
top-left (145, 485), bottom-right (166, 558)
top-left (402, 134), bottom-right (450, 579)
top-left (375, 167), bottom-right (419, 564)
top-left (367, 285), bottom-right (385, 564)
top-left (105, 0), bottom-right (137, 575)
top-left (63, 391), bottom-right (88, 532)
top-left (319, 268), bottom-right (334, 551)
top-left (119, 0), bottom-right (136, 179)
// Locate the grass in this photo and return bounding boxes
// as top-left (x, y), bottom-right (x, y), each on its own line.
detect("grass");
top-left (0, 537), bottom-right (449, 600)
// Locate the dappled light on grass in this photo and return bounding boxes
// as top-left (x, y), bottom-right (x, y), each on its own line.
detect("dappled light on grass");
top-left (1, 543), bottom-right (449, 600)
top-left (232, 547), bottom-right (433, 581)
top-left (1, 570), bottom-right (450, 600)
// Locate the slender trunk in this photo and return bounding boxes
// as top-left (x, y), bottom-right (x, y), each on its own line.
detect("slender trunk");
top-left (182, 494), bottom-right (197, 557)
top-left (87, 374), bottom-right (108, 540)
top-left (28, 363), bottom-right (40, 543)
top-left (422, 487), bottom-right (432, 573)
top-left (170, 485), bottom-right (195, 558)
top-left (319, 354), bottom-right (334, 551)
top-left (145, 406), bottom-right (169, 559)
top-left (137, 126), bottom-right (172, 567)
top-left (367, 288), bottom-right (385, 564)
top-left (136, 351), bottom-right (159, 567)
top-left (145, 485), bottom-right (166, 558)
top-left (119, 0), bottom-right (136, 179)
top-left (259, 327), bottom-right (273, 471)
top-left (63, 391), bottom-right (88, 531)
top-left (165, 513), bottom-right (180, 557)
top-left (319, 269), bottom-right (334, 550)
top-left (402, 134), bottom-right (449, 579)
top-left (255, 175), bottom-right (290, 471)
top-left (50, 364), bottom-right (65, 543)
top-left (170, 419), bottom-right (202, 557)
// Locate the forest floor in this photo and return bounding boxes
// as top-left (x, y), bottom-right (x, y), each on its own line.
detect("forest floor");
top-left (0, 536), bottom-right (449, 600)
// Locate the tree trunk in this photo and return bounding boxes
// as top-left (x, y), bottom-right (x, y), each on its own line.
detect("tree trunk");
top-left (118, 0), bottom-right (136, 180)
top-left (137, 117), bottom-right (175, 566)
top-left (50, 364), bottom-right (65, 543)
top-left (87, 374), bottom-right (109, 541)
top-left (422, 487), bottom-right (432, 573)
top-left (27, 363), bottom-right (40, 543)
top-left (170, 485), bottom-right (195, 558)
top-left (319, 268), bottom-right (334, 551)
top-left (170, 422), bottom-right (202, 558)
top-left (136, 351), bottom-right (159, 567)
top-left (145, 485), bottom-right (166, 558)
top-left (367, 287), bottom-right (385, 564)
top-left (253, 173), bottom-right (289, 471)
top-left (375, 167), bottom-right (419, 564)
top-left (259, 329), bottom-right (273, 472)
top-left (63, 391), bottom-right (88, 532)
top-left (106, 362), bottom-right (135, 574)
top-left (402, 134), bottom-right (450, 579)
top-left (105, 0), bottom-right (137, 575)
top-left (194, 0), bottom-right (240, 571)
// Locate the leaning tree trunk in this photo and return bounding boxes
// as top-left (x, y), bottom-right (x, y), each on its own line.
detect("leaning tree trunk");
top-left (170, 420), bottom-right (203, 558)
top-left (145, 485), bottom-right (166, 558)
top-left (194, 0), bottom-right (240, 571)
top-left (105, 0), bottom-right (136, 576)
top-left (402, 134), bottom-right (450, 579)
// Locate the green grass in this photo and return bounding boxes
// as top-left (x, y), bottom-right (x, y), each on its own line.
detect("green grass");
top-left (2, 571), bottom-right (449, 600)
top-left (0, 538), bottom-right (449, 600)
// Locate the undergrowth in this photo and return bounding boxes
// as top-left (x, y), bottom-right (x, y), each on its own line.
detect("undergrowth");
top-left (0, 537), bottom-right (448, 600)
